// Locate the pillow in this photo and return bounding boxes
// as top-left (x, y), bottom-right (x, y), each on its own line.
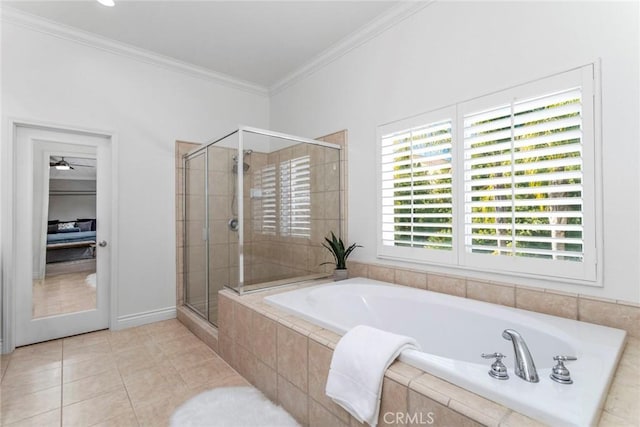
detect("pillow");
top-left (57, 227), bottom-right (81, 233)
top-left (57, 221), bottom-right (76, 231)
top-left (77, 218), bottom-right (96, 231)
top-left (47, 224), bottom-right (58, 234)
top-left (76, 221), bottom-right (93, 232)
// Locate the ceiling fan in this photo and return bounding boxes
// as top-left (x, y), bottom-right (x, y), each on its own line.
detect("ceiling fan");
top-left (49, 157), bottom-right (95, 170)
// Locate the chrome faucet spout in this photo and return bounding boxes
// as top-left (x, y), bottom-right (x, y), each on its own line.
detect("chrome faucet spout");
top-left (502, 329), bottom-right (539, 383)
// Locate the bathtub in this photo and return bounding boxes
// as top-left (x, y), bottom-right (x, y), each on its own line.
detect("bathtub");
top-left (265, 278), bottom-right (626, 427)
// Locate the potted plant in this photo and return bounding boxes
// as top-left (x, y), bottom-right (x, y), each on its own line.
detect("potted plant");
top-left (321, 232), bottom-right (361, 281)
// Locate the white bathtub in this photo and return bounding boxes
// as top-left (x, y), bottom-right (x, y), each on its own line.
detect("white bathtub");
top-left (265, 278), bottom-right (626, 427)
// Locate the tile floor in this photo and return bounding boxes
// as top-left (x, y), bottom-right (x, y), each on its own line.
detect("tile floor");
top-left (32, 272), bottom-right (97, 319)
top-left (0, 320), bottom-right (247, 426)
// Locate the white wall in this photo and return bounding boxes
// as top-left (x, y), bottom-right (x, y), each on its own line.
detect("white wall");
top-left (270, 1), bottom-right (640, 303)
top-left (48, 179), bottom-right (97, 221)
top-left (48, 195), bottom-right (96, 222)
top-left (1, 21), bottom-right (269, 327)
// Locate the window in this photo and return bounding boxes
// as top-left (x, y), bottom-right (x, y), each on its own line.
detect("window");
top-left (253, 164), bottom-right (277, 235)
top-left (253, 155), bottom-right (312, 239)
top-left (464, 88), bottom-right (584, 260)
top-left (279, 155), bottom-right (311, 238)
top-left (378, 65), bottom-right (597, 282)
top-left (379, 108), bottom-right (456, 264)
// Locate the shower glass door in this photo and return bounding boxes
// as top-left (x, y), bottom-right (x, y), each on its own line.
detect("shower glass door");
top-left (207, 145), bottom-right (235, 324)
top-left (184, 152), bottom-right (207, 318)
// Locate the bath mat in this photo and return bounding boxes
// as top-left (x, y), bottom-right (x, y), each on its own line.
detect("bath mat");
top-left (85, 273), bottom-right (97, 288)
top-left (170, 386), bottom-right (300, 427)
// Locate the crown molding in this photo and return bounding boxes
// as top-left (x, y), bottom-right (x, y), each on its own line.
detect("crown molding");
top-left (0, 6), bottom-right (269, 97)
top-left (269, 1), bottom-right (435, 96)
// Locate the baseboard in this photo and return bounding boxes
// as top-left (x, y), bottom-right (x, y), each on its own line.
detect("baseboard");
top-left (115, 306), bottom-right (176, 330)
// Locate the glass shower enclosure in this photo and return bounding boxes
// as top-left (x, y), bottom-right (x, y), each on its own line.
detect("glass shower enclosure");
top-left (182, 127), bottom-right (342, 326)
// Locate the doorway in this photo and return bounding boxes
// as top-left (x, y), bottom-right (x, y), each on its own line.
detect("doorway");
top-left (11, 124), bottom-right (113, 347)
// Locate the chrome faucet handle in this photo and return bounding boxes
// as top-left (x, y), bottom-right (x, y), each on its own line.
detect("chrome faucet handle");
top-left (550, 355), bottom-right (578, 384)
top-left (481, 353), bottom-right (509, 380)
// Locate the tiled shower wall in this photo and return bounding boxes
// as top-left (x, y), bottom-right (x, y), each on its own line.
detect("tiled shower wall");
top-left (247, 131), bottom-right (348, 284)
top-left (176, 130), bottom-right (348, 319)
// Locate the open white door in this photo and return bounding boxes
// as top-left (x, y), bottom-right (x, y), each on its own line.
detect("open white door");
top-left (14, 125), bottom-right (112, 346)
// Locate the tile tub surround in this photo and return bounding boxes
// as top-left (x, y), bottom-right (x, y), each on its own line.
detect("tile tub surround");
top-left (218, 282), bottom-right (639, 427)
top-left (347, 261), bottom-right (640, 339)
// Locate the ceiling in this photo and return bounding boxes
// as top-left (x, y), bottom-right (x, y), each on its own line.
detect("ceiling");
top-left (5, 0), bottom-right (399, 88)
top-left (49, 156), bottom-right (97, 180)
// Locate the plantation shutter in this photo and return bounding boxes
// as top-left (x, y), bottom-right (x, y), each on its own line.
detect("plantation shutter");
top-left (254, 164), bottom-right (276, 235)
top-left (279, 155), bottom-right (311, 238)
top-left (381, 119), bottom-right (453, 251)
top-left (463, 87), bottom-right (584, 261)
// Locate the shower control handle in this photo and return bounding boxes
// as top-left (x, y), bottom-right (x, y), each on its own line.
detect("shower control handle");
top-left (481, 353), bottom-right (509, 380)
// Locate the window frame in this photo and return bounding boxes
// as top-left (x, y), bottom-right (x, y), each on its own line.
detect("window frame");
top-left (377, 64), bottom-right (601, 285)
top-left (377, 105), bottom-right (458, 266)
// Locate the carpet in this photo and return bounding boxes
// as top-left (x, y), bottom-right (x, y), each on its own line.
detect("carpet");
top-left (170, 387), bottom-right (300, 427)
top-left (85, 273), bottom-right (97, 288)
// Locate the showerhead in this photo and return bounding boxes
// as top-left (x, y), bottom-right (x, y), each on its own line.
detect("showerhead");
top-left (232, 149), bottom-right (253, 162)
top-left (232, 149), bottom-right (252, 173)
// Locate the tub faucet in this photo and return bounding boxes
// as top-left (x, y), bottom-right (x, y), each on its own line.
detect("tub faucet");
top-left (502, 329), bottom-right (539, 383)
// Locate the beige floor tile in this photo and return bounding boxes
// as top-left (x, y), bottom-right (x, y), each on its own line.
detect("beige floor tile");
top-left (133, 395), bottom-right (184, 427)
top-left (0, 353), bottom-right (10, 382)
top-left (137, 319), bottom-right (185, 335)
top-left (122, 365), bottom-right (188, 408)
top-left (4, 357), bottom-right (62, 379)
top-left (4, 408), bottom-right (61, 427)
top-left (90, 411), bottom-right (139, 427)
top-left (113, 344), bottom-right (166, 378)
top-left (178, 357), bottom-right (243, 389)
top-left (12, 340), bottom-right (62, 359)
top-left (62, 387), bottom-right (133, 427)
top-left (167, 344), bottom-right (216, 372)
top-left (1, 386), bottom-right (61, 425)
top-left (160, 334), bottom-right (207, 357)
top-left (63, 369), bottom-right (124, 406)
top-left (5, 341), bottom-right (63, 378)
top-left (62, 354), bottom-right (118, 384)
top-left (0, 366), bottom-right (61, 399)
top-left (63, 330), bottom-right (110, 352)
top-left (62, 341), bottom-right (113, 365)
top-left (108, 328), bottom-right (147, 349)
top-left (169, 383), bottom-right (215, 407)
top-left (147, 326), bottom-right (191, 344)
top-left (0, 319), bottom-right (259, 427)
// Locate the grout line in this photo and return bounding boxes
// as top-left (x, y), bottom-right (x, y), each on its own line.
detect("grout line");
top-left (60, 338), bottom-right (65, 427)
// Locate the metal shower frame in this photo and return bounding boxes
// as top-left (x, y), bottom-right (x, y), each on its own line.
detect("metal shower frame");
top-left (182, 126), bottom-right (341, 318)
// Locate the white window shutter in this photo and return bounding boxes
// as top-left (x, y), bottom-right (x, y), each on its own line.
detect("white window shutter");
top-left (279, 155), bottom-right (311, 238)
top-left (254, 164), bottom-right (277, 235)
top-left (381, 119), bottom-right (454, 251)
top-left (463, 87), bottom-right (584, 262)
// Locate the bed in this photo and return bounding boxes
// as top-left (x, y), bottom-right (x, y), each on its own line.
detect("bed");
top-left (46, 220), bottom-right (96, 264)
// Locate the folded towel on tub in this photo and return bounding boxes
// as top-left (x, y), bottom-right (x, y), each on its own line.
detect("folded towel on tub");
top-left (325, 325), bottom-right (420, 427)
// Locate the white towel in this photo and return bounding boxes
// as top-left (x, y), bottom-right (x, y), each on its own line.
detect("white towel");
top-left (325, 325), bottom-right (420, 427)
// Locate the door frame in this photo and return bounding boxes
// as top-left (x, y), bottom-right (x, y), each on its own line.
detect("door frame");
top-left (1, 118), bottom-right (119, 353)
